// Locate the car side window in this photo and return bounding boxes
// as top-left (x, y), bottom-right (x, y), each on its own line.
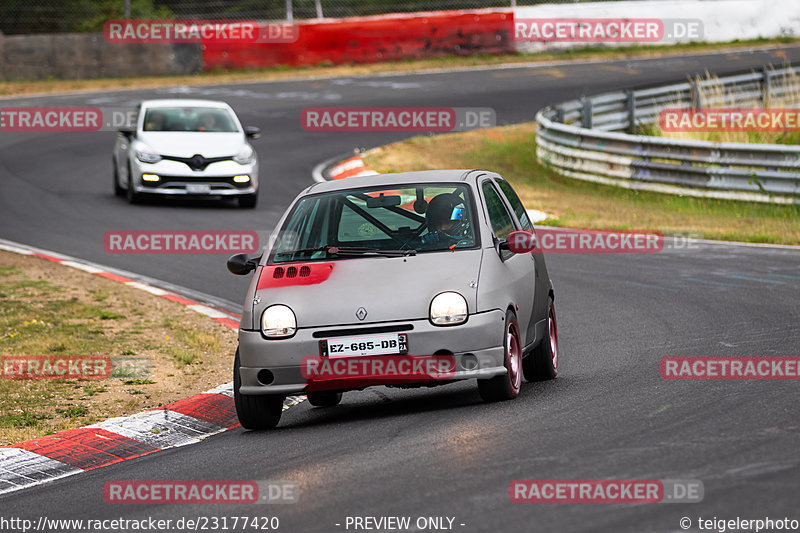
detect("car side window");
top-left (496, 179), bottom-right (533, 231)
top-left (481, 181), bottom-right (516, 241)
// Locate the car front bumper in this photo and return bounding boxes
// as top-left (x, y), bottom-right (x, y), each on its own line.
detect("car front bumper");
top-left (131, 159), bottom-right (258, 197)
top-left (237, 309), bottom-right (508, 395)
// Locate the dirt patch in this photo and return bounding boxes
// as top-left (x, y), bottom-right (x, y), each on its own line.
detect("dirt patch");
top-left (0, 250), bottom-right (238, 445)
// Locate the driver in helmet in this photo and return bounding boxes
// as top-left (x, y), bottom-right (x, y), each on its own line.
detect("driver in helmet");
top-left (420, 193), bottom-right (469, 248)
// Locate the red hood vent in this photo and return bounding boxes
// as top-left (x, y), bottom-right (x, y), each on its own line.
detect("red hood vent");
top-left (258, 262), bottom-right (334, 289)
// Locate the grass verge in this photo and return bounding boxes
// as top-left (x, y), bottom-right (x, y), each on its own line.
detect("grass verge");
top-left (363, 123), bottom-right (800, 244)
top-left (0, 250), bottom-right (237, 445)
top-left (1, 38), bottom-right (798, 98)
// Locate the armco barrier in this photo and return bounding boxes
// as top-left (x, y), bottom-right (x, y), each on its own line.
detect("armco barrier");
top-left (535, 66), bottom-right (800, 204)
top-left (202, 11), bottom-right (513, 71)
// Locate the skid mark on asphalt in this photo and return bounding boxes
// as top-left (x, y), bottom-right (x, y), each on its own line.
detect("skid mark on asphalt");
top-left (623, 280), bottom-right (679, 292)
top-left (331, 79), bottom-right (425, 89)
top-left (683, 277), bottom-right (742, 287)
top-left (725, 274), bottom-right (786, 285)
top-left (157, 86), bottom-right (343, 101)
top-left (767, 273), bottom-right (800, 280)
top-left (598, 64), bottom-right (641, 74)
top-left (492, 68), bottom-right (566, 78)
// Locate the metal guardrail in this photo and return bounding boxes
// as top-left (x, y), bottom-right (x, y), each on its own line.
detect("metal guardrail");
top-left (535, 66), bottom-right (800, 204)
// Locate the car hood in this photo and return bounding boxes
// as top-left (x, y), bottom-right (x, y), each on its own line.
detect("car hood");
top-left (253, 250), bottom-right (482, 329)
top-left (137, 132), bottom-right (245, 158)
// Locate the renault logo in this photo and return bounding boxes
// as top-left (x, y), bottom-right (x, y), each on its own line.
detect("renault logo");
top-left (189, 154), bottom-right (206, 171)
top-left (355, 307), bottom-right (368, 321)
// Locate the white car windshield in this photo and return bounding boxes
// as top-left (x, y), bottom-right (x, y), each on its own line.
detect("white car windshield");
top-left (271, 184), bottom-right (478, 263)
top-left (142, 107), bottom-right (239, 132)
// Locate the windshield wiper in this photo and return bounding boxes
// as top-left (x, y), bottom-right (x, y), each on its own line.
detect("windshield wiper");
top-left (334, 246), bottom-right (416, 257)
top-left (278, 245), bottom-right (416, 258)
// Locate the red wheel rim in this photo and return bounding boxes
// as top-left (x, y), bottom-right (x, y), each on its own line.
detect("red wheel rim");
top-left (548, 304), bottom-right (558, 373)
top-left (507, 320), bottom-right (522, 393)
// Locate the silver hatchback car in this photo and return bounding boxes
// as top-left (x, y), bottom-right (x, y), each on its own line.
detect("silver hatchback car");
top-left (228, 170), bottom-right (559, 429)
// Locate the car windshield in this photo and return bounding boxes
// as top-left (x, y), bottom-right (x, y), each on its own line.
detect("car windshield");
top-left (142, 106), bottom-right (239, 132)
top-left (271, 183), bottom-right (478, 263)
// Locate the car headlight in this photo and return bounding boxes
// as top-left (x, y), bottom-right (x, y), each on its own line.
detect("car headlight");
top-left (233, 145), bottom-right (255, 165)
top-left (429, 292), bottom-right (468, 326)
top-left (135, 144), bottom-right (161, 164)
top-left (261, 305), bottom-right (296, 338)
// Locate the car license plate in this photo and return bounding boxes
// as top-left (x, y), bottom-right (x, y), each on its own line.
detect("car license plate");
top-left (320, 333), bottom-right (408, 357)
top-left (186, 184), bottom-right (210, 194)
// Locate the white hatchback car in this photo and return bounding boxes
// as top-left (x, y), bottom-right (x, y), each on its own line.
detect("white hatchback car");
top-left (113, 99), bottom-right (261, 208)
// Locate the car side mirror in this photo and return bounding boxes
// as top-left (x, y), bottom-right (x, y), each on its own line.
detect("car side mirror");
top-left (227, 253), bottom-right (260, 275)
top-left (245, 126), bottom-right (261, 140)
top-left (118, 126), bottom-right (135, 140)
top-left (506, 230), bottom-right (537, 254)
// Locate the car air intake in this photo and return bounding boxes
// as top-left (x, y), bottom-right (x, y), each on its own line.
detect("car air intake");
top-left (257, 262), bottom-right (335, 290)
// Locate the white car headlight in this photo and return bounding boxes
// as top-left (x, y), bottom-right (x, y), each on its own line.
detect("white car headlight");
top-left (261, 305), bottom-right (296, 338)
top-left (135, 144), bottom-right (162, 164)
top-left (233, 145), bottom-right (255, 165)
top-left (429, 292), bottom-right (468, 326)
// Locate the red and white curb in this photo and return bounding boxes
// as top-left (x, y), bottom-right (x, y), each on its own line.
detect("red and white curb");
top-left (0, 239), bottom-right (305, 496)
top-left (327, 155), bottom-right (380, 180)
top-left (315, 153), bottom-right (553, 222)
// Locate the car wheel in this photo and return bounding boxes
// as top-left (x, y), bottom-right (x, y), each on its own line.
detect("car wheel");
top-left (307, 391), bottom-right (342, 407)
top-left (113, 159), bottom-right (124, 197)
top-left (523, 296), bottom-right (558, 382)
top-left (126, 165), bottom-right (142, 205)
top-left (239, 192), bottom-right (258, 209)
top-left (478, 309), bottom-right (522, 402)
top-left (233, 348), bottom-right (284, 429)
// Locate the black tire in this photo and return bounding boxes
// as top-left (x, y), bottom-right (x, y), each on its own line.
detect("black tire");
top-left (239, 192), bottom-right (258, 208)
top-left (523, 296), bottom-right (558, 382)
top-left (126, 165), bottom-right (142, 205)
top-left (233, 348), bottom-right (284, 429)
top-left (113, 159), bottom-right (124, 197)
top-left (307, 391), bottom-right (342, 407)
top-left (478, 309), bottom-right (522, 402)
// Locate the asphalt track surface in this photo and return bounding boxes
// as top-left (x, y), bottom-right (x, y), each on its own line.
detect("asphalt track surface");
top-left (1, 47), bottom-right (800, 532)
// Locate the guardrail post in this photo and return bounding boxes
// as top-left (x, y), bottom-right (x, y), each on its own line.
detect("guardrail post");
top-left (762, 67), bottom-right (772, 106)
top-left (555, 107), bottom-right (565, 123)
top-left (581, 98), bottom-right (593, 129)
top-left (626, 90), bottom-right (636, 133)
top-left (689, 79), bottom-right (704, 109)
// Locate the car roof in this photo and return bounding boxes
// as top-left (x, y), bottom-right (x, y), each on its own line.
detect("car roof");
top-left (140, 99), bottom-right (235, 110)
top-left (306, 169), bottom-right (493, 194)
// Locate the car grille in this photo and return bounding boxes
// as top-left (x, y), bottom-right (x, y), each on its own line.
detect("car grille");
top-left (312, 324), bottom-right (414, 339)
top-left (161, 154), bottom-right (233, 171)
top-left (141, 175), bottom-right (251, 189)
